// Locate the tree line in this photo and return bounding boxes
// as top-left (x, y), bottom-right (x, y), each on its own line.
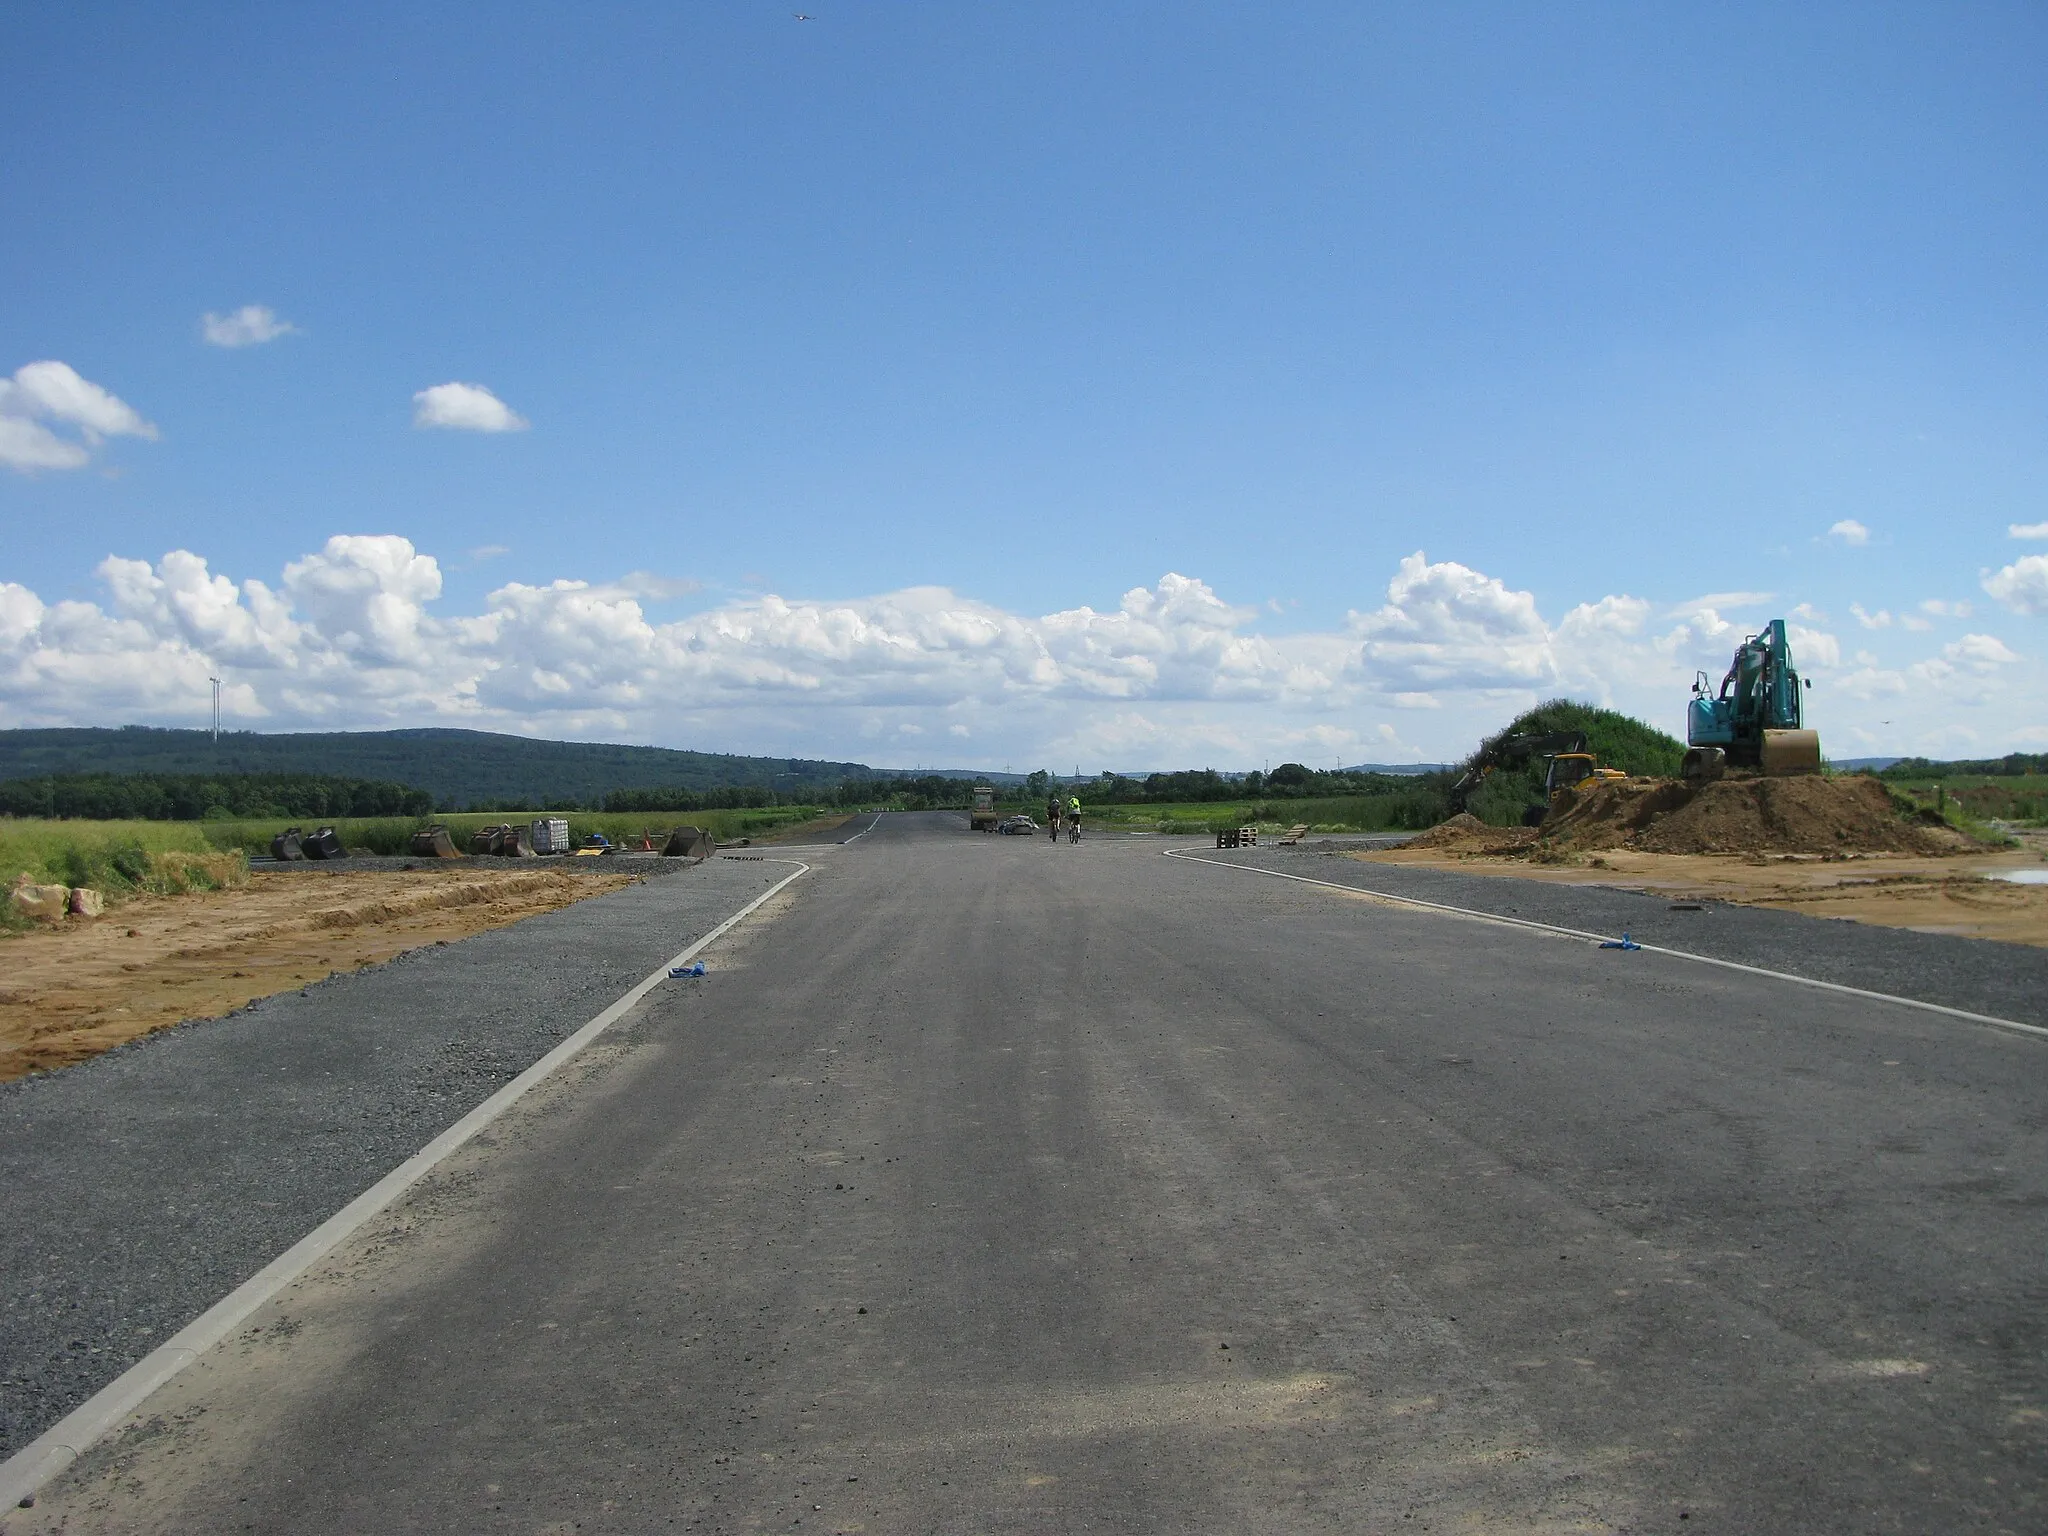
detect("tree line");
top-left (0, 772), bottom-right (433, 821)
top-left (1881, 753), bottom-right (2048, 780)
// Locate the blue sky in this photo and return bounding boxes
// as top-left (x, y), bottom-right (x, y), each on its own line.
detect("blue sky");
top-left (4, 2), bottom-right (2046, 769)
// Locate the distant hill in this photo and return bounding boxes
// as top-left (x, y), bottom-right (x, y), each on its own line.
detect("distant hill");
top-left (0, 727), bottom-right (881, 811)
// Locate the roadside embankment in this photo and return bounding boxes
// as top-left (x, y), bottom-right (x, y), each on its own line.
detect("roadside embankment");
top-left (0, 865), bottom-right (642, 1081)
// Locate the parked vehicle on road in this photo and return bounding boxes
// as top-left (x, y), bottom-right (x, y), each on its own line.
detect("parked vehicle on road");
top-left (971, 783), bottom-right (1001, 832)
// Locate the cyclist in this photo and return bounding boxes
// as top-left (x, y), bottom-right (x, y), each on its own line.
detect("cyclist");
top-left (1066, 795), bottom-right (1082, 842)
top-left (1045, 794), bottom-right (1062, 840)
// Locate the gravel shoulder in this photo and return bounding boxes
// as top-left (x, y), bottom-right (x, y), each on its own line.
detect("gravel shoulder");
top-left (1204, 844), bottom-right (2048, 1028)
top-left (0, 854), bottom-right (795, 1459)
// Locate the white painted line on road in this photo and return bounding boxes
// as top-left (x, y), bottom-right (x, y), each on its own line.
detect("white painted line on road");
top-left (758, 810), bottom-right (882, 851)
top-left (1161, 849), bottom-right (2047, 1043)
top-left (0, 860), bottom-right (812, 1514)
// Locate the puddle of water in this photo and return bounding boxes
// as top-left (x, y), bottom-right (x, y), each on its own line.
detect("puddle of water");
top-left (1987, 869), bottom-right (2048, 885)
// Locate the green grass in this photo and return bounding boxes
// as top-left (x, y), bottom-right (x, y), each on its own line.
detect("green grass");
top-left (2, 818), bottom-right (219, 885)
top-left (1881, 774), bottom-right (2048, 828)
top-left (1081, 792), bottom-right (1442, 835)
top-left (191, 805), bottom-right (833, 858)
top-left (0, 819), bottom-right (249, 930)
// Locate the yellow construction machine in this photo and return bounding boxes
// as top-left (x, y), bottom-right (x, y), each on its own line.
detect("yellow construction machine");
top-left (1449, 731), bottom-right (1626, 827)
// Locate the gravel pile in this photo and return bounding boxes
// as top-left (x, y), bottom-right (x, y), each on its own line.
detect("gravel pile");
top-left (0, 856), bottom-right (792, 1458)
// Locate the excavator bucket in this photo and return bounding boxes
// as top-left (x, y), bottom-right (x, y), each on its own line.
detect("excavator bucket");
top-left (497, 823), bottom-right (535, 857)
top-left (1681, 747), bottom-right (1727, 785)
top-left (1760, 729), bottom-right (1822, 776)
top-left (409, 825), bottom-right (463, 858)
top-left (270, 827), bottom-right (306, 861)
top-left (663, 826), bottom-right (717, 861)
top-left (302, 826), bottom-right (345, 859)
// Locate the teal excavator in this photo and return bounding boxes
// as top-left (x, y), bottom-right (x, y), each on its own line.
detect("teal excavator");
top-left (1683, 618), bottom-right (1822, 783)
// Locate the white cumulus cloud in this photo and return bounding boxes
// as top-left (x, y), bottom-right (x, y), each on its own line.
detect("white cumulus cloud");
top-left (0, 361), bottom-right (158, 472)
top-left (1, 538), bottom-right (2040, 765)
top-left (412, 382), bottom-right (528, 433)
top-left (1828, 519), bottom-right (1870, 546)
top-left (1349, 553), bottom-right (1554, 692)
top-left (201, 305), bottom-right (297, 347)
top-left (2009, 522), bottom-right (2048, 540)
top-left (1984, 555), bottom-right (2048, 616)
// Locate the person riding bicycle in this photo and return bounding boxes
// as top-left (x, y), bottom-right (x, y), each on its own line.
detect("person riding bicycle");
top-left (1045, 795), bottom-right (1062, 839)
top-left (1066, 796), bottom-right (1082, 840)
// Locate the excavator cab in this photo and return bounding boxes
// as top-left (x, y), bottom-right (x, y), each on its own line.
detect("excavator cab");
top-left (1543, 751), bottom-right (1627, 803)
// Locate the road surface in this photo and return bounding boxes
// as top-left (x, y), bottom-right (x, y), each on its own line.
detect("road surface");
top-left (11, 813), bottom-right (2045, 1533)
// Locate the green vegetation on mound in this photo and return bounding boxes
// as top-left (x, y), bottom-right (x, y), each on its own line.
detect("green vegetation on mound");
top-left (1460, 700), bottom-right (1687, 827)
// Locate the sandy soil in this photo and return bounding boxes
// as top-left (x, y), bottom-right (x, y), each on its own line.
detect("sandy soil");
top-left (1358, 843), bottom-right (2048, 947)
top-left (0, 866), bottom-right (639, 1082)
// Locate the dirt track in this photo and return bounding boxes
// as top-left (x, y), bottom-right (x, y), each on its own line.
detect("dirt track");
top-left (0, 866), bottom-right (638, 1081)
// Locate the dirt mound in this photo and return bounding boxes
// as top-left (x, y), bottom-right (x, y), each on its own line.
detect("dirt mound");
top-left (1541, 774), bottom-right (1970, 857)
top-left (1401, 813), bottom-right (1540, 855)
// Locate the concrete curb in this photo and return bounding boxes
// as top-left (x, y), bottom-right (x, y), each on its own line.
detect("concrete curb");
top-left (1161, 849), bottom-right (2048, 1043)
top-left (0, 859), bottom-right (811, 1513)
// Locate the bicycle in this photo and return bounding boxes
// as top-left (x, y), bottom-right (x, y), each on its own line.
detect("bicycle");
top-left (1067, 817), bottom-right (1081, 843)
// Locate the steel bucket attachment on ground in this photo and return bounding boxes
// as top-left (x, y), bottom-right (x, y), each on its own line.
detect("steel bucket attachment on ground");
top-left (663, 826), bottom-right (717, 861)
top-left (409, 825), bottom-right (462, 858)
top-left (302, 826), bottom-right (345, 859)
top-left (495, 823), bottom-right (534, 857)
top-left (270, 827), bottom-right (306, 861)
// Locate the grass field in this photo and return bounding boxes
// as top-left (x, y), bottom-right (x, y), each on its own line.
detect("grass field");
top-left (1081, 792), bottom-right (1442, 835)
top-left (1, 820), bottom-right (249, 928)
top-left (1882, 774), bottom-right (2048, 828)
top-left (192, 804), bottom-right (834, 858)
top-left (2, 805), bottom-right (835, 905)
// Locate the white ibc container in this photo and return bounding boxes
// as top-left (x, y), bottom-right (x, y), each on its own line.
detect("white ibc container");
top-left (531, 818), bottom-right (572, 854)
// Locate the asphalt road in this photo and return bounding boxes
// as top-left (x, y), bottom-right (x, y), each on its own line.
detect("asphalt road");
top-left (12, 813), bottom-right (2046, 1533)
